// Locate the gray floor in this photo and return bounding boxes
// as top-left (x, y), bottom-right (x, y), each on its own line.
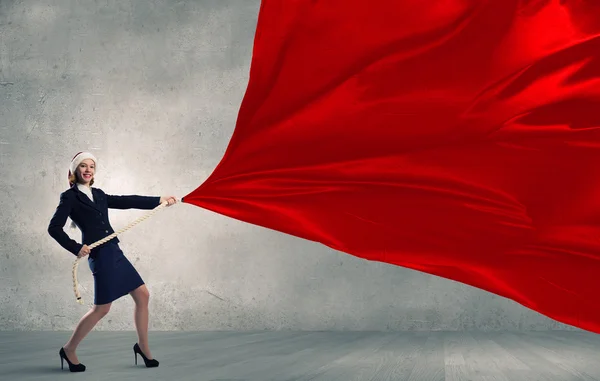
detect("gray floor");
top-left (1, 331), bottom-right (600, 381)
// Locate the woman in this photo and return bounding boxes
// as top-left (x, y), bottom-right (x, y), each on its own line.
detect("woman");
top-left (47, 151), bottom-right (177, 372)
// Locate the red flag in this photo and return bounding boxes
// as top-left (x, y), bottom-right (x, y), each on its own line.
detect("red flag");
top-left (183, 0), bottom-right (600, 332)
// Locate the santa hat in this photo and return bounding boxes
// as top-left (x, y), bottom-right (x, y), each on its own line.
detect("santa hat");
top-left (68, 151), bottom-right (98, 186)
top-left (68, 151), bottom-right (98, 230)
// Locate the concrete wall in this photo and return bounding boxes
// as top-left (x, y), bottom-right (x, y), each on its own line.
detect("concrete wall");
top-left (0, 0), bottom-right (574, 331)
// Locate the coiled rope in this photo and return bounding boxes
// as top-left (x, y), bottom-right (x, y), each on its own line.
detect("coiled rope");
top-left (72, 199), bottom-right (176, 304)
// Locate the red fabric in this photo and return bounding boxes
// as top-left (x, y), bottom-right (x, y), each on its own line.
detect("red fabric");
top-left (183, 0), bottom-right (600, 332)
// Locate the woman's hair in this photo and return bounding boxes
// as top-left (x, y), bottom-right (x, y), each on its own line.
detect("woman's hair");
top-left (69, 172), bottom-right (95, 186)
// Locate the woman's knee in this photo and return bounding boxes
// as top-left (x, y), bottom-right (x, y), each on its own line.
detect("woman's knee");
top-left (140, 287), bottom-right (150, 304)
top-left (132, 285), bottom-right (150, 305)
top-left (93, 303), bottom-right (111, 316)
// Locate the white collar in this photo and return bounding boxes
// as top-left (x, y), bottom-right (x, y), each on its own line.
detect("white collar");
top-left (76, 183), bottom-right (92, 194)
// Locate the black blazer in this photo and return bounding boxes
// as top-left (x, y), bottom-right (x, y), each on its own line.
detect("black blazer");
top-left (48, 184), bottom-right (161, 256)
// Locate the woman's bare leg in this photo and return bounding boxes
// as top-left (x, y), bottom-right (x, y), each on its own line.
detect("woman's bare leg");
top-left (130, 284), bottom-right (153, 359)
top-left (62, 303), bottom-right (112, 363)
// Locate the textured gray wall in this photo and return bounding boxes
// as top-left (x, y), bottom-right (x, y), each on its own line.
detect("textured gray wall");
top-left (0, 0), bottom-right (574, 331)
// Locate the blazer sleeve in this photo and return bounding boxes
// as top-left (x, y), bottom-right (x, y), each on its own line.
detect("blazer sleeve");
top-left (106, 193), bottom-right (161, 210)
top-left (47, 192), bottom-right (83, 256)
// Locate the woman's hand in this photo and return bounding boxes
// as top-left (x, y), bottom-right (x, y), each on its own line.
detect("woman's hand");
top-left (160, 196), bottom-right (177, 206)
top-left (78, 244), bottom-right (91, 258)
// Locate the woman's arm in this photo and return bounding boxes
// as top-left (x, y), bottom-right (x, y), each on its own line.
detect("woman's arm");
top-left (106, 194), bottom-right (162, 210)
top-left (47, 192), bottom-right (84, 256)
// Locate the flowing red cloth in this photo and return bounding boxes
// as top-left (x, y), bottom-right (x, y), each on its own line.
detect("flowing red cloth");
top-left (183, 0), bottom-right (600, 332)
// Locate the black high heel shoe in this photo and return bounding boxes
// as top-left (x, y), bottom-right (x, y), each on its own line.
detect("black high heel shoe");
top-left (59, 347), bottom-right (86, 372)
top-left (133, 343), bottom-right (159, 368)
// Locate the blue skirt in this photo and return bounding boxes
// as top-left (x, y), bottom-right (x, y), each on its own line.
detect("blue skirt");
top-left (87, 242), bottom-right (145, 305)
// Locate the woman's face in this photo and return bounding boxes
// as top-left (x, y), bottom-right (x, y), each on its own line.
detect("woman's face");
top-left (76, 159), bottom-right (95, 184)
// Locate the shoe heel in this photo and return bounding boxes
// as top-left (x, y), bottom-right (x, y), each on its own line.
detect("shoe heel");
top-left (59, 347), bottom-right (86, 372)
top-left (133, 343), bottom-right (159, 368)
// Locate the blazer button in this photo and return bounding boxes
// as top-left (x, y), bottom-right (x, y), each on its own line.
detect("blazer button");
top-left (105, 230), bottom-right (109, 233)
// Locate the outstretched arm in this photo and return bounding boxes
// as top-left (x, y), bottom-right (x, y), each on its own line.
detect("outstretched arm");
top-left (105, 193), bottom-right (177, 210)
top-left (47, 192), bottom-right (83, 256)
top-left (106, 194), bottom-right (161, 210)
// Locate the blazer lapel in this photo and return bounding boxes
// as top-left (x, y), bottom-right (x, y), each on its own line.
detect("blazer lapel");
top-left (73, 184), bottom-right (102, 212)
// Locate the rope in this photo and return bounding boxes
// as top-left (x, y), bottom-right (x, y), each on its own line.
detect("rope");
top-left (72, 200), bottom-right (175, 304)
